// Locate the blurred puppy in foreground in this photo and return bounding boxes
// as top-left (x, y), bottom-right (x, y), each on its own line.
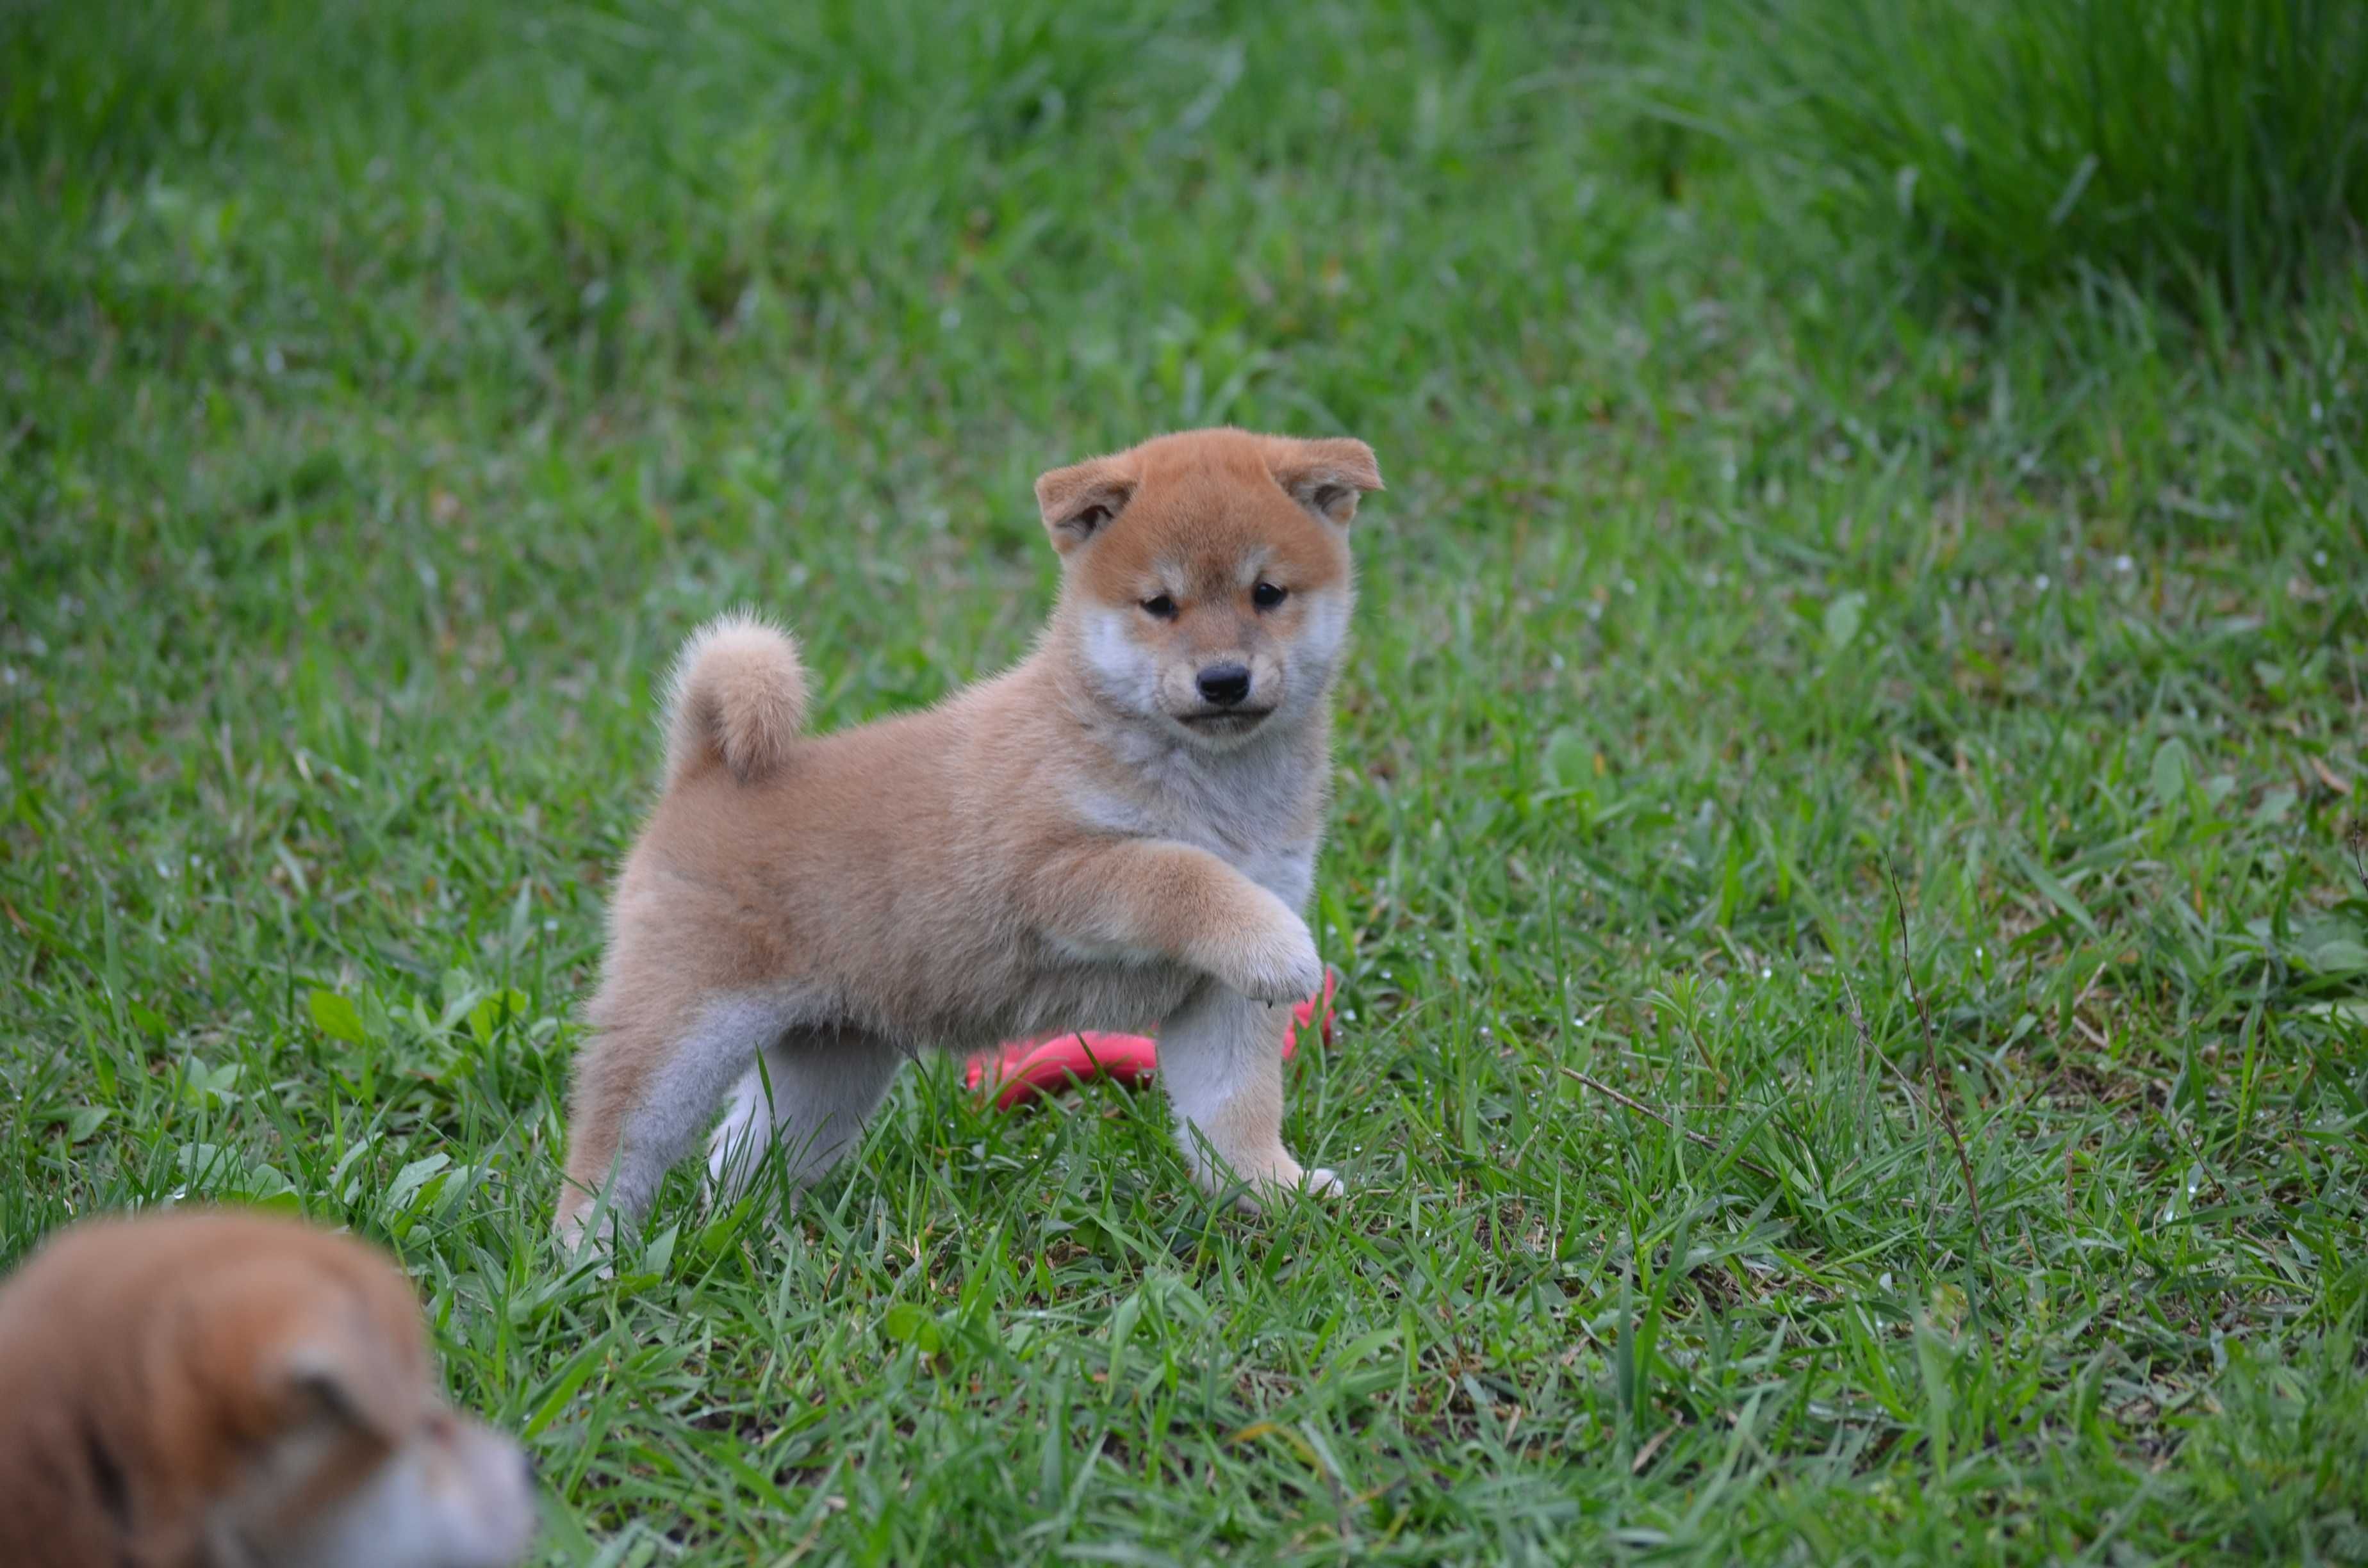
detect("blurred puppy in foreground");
top-left (0, 1209), bottom-right (537, 1568)
top-left (558, 427), bottom-right (1383, 1246)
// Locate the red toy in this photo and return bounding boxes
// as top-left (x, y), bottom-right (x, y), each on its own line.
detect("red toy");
top-left (964, 968), bottom-right (1338, 1111)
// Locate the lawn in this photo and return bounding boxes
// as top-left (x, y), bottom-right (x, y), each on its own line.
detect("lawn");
top-left (4, 0), bottom-right (2366, 1562)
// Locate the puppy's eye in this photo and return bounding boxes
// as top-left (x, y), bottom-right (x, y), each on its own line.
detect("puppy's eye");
top-left (1252, 582), bottom-right (1288, 610)
top-left (1140, 595), bottom-right (1178, 619)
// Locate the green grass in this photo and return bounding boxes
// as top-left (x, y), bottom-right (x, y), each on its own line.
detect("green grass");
top-left (1731, 0), bottom-right (2368, 318)
top-left (5, 0), bottom-right (2367, 1562)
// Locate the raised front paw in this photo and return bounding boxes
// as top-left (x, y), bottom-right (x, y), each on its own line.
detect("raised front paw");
top-left (1222, 907), bottom-right (1326, 1006)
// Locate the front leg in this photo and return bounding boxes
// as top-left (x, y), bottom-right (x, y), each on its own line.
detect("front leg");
top-left (1024, 838), bottom-right (1324, 1004)
top-left (1155, 982), bottom-right (1342, 1204)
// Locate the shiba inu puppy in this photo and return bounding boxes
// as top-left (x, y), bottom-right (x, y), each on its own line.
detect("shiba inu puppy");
top-left (556, 426), bottom-right (1383, 1246)
top-left (0, 1209), bottom-right (538, 1568)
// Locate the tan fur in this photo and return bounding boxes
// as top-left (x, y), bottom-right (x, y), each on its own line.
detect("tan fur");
top-left (0, 1210), bottom-right (537, 1568)
top-left (664, 608), bottom-right (810, 788)
top-left (558, 427), bottom-right (1383, 1243)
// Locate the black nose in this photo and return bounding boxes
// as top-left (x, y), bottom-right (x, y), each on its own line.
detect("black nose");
top-left (1196, 664), bottom-right (1252, 707)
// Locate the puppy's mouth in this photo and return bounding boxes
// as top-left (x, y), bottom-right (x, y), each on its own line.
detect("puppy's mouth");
top-left (1178, 706), bottom-right (1277, 731)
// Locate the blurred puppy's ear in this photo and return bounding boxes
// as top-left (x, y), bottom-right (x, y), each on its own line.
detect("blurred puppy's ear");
top-left (278, 1315), bottom-right (420, 1440)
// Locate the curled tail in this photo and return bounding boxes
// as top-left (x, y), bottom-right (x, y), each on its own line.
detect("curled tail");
top-left (662, 610), bottom-right (809, 788)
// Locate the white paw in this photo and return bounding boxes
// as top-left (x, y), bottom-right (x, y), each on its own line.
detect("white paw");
top-left (553, 1215), bottom-right (617, 1282)
top-left (1220, 1163), bottom-right (1344, 1214)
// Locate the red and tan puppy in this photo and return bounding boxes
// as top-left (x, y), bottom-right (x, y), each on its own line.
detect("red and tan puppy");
top-left (559, 426), bottom-right (1383, 1245)
top-left (0, 1209), bottom-right (538, 1568)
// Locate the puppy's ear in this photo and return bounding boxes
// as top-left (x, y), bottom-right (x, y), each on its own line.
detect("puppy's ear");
top-left (1265, 436), bottom-right (1384, 526)
top-left (279, 1321), bottom-right (419, 1440)
top-left (1034, 455), bottom-right (1135, 555)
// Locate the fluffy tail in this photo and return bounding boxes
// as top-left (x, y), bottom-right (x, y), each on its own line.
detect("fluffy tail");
top-left (662, 610), bottom-right (809, 788)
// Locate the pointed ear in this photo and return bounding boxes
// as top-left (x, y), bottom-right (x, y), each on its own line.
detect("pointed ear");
top-left (1033, 455), bottom-right (1136, 555)
top-left (1265, 436), bottom-right (1383, 525)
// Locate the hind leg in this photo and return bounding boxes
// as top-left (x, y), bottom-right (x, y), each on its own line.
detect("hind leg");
top-left (1155, 983), bottom-right (1341, 1205)
top-left (557, 991), bottom-right (793, 1252)
top-left (706, 1027), bottom-right (903, 1203)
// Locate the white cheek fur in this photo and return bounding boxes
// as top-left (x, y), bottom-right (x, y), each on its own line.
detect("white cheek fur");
top-left (288, 1430), bottom-right (538, 1568)
top-left (1081, 606), bottom-right (1162, 713)
top-left (1288, 589), bottom-right (1351, 703)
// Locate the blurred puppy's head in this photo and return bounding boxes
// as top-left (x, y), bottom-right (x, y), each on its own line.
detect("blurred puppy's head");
top-left (1037, 428), bottom-right (1383, 751)
top-left (0, 1210), bottom-right (536, 1568)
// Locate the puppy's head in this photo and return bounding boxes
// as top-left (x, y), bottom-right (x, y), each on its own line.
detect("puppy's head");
top-left (186, 1232), bottom-right (539, 1568)
top-left (0, 1212), bottom-right (538, 1568)
top-left (1037, 428), bottom-right (1383, 749)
